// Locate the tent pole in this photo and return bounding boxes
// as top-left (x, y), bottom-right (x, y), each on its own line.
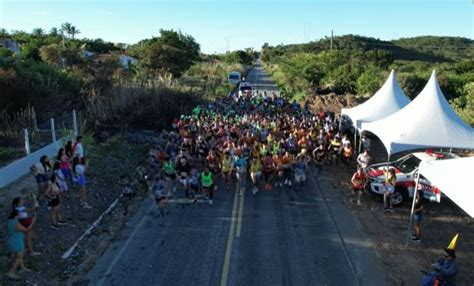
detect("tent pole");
top-left (358, 131), bottom-right (363, 154)
top-left (405, 171), bottom-right (420, 246)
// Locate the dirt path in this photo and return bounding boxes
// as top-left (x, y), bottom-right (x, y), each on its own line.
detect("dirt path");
top-left (324, 159), bottom-right (474, 285)
top-left (0, 135), bottom-right (148, 285)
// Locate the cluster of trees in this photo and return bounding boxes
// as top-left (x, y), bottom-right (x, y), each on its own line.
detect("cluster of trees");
top-left (261, 35), bottom-right (474, 125)
top-left (1, 24), bottom-right (247, 135)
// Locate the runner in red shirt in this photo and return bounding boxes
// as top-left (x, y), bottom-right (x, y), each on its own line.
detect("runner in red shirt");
top-left (351, 167), bottom-right (367, 205)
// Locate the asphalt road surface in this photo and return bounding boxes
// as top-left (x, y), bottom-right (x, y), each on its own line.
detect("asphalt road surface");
top-left (86, 68), bottom-right (389, 286)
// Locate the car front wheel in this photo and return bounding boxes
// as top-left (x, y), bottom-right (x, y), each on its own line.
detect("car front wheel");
top-left (391, 187), bottom-right (408, 207)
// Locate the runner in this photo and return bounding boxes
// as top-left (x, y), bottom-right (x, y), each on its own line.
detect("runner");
top-left (153, 173), bottom-right (168, 217)
top-left (200, 167), bottom-right (215, 205)
top-left (350, 167), bottom-right (367, 205)
top-left (249, 156), bottom-right (263, 194)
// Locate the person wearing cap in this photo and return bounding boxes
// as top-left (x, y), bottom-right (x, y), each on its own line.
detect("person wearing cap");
top-left (421, 234), bottom-right (458, 286)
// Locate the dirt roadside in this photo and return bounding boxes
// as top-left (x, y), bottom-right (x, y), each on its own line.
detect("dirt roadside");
top-left (0, 135), bottom-right (148, 285)
top-left (308, 94), bottom-right (474, 285)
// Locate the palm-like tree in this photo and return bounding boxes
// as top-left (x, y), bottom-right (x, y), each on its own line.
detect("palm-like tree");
top-left (69, 26), bottom-right (80, 39)
top-left (0, 28), bottom-right (8, 38)
top-left (32, 27), bottom-right (45, 37)
top-left (50, 27), bottom-right (59, 36)
top-left (60, 22), bottom-right (72, 38)
top-left (60, 22), bottom-right (80, 39)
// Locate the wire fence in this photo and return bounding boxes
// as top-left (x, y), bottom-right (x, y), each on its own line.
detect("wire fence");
top-left (0, 107), bottom-right (79, 167)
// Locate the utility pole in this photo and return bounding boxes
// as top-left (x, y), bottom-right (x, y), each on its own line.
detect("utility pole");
top-left (330, 29), bottom-right (334, 51)
top-left (224, 37), bottom-right (231, 53)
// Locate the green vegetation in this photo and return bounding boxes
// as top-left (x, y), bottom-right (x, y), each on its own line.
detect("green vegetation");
top-left (261, 35), bottom-right (474, 125)
top-left (0, 24), bottom-right (244, 140)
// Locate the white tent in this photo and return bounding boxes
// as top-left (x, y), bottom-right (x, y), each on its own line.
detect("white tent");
top-left (406, 156), bottom-right (474, 245)
top-left (341, 70), bottom-right (410, 129)
top-left (361, 70), bottom-right (474, 155)
top-left (418, 156), bottom-right (474, 217)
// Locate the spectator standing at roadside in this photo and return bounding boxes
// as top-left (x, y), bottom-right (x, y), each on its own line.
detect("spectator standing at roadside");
top-left (411, 190), bottom-right (424, 242)
top-left (53, 162), bottom-right (69, 198)
top-left (12, 196), bottom-right (40, 256)
top-left (65, 140), bottom-right (74, 158)
top-left (45, 175), bottom-right (66, 229)
top-left (73, 135), bottom-right (85, 164)
top-left (357, 150), bottom-right (371, 171)
top-left (351, 167), bottom-right (367, 205)
top-left (31, 155), bottom-right (52, 196)
top-left (383, 168), bottom-right (396, 211)
top-left (73, 157), bottom-right (92, 209)
top-left (5, 209), bottom-right (36, 280)
top-left (57, 148), bottom-right (72, 181)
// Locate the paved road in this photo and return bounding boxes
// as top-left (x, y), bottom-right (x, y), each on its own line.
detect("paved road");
top-left (86, 68), bottom-right (389, 286)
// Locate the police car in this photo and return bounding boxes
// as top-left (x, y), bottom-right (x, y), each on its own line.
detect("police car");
top-left (365, 151), bottom-right (459, 206)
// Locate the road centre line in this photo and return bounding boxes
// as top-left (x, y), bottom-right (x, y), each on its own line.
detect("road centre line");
top-left (236, 187), bottom-right (245, 238)
top-left (220, 187), bottom-right (239, 286)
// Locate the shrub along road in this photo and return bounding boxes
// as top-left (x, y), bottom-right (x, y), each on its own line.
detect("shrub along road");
top-left (85, 67), bottom-right (389, 286)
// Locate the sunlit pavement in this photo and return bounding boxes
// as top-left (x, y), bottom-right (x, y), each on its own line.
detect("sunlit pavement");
top-left (85, 69), bottom-right (389, 286)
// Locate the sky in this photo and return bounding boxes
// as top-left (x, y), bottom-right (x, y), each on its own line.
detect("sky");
top-left (1, 0), bottom-right (473, 53)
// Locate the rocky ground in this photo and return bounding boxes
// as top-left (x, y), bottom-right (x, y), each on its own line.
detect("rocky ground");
top-left (305, 93), bottom-right (365, 114)
top-left (0, 134), bottom-right (148, 285)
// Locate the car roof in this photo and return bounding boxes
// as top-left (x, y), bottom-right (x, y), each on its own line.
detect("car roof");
top-left (411, 151), bottom-right (459, 162)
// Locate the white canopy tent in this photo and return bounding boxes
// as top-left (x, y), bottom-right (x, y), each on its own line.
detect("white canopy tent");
top-left (362, 70), bottom-right (474, 156)
top-left (406, 156), bottom-right (474, 245)
top-left (418, 156), bottom-right (474, 217)
top-left (341, 70), bottom-right (410, 129)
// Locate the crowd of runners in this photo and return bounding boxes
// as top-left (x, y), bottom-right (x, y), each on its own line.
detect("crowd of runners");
top-left (145, 89), bottom-right (362, 215)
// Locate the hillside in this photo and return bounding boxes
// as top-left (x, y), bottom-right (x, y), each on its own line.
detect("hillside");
top-left (261, 35), bottom-right (474, 126)
top-left (263, 35), bottom-right (473, 63)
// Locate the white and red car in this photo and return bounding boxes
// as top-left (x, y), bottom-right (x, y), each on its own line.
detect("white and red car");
top-left (365, 151), bottom-right (459, 206)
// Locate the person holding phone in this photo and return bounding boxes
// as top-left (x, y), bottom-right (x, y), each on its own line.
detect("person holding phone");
top-left (6, 209), bottom-right (37, 280)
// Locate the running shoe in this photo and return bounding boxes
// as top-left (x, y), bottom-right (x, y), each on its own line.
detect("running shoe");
top-left (411, 237), bottom-right (421, 243)
top-left (50, 224), bottom-right (60, 230)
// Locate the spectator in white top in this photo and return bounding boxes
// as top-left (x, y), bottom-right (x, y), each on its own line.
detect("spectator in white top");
top-left (72, 157), bottom-right (92, 209)
top-left (341, 134), bottom-right (351, 148)
top-left (73, 135), bottom-right (85, 164)
top-left (357, 150), bottom-right (371, 171)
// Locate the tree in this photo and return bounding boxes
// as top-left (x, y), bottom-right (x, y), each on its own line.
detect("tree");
top-left (49, 27), bottom-right (59, 37)
top-left (69, 26), bottom-right (80, 39)
top-left (0, 28), bottom-right (8, 38)
top-left (356, 66), bottom-right (384, 95)
top-left (0, 47), bottom-right (13, 58)
top-left (39, 44), bottom-right (61, 66)
top-left (32, 28), bottom-right (45, 38)
top-left (60, 22), bottom-right (72, 37)
top-left (141, 29), bottom-right (200, 77)
top-left (20, 39), bottom-right (42, 61)
top-left (60, 22), bottom-right (80, 39)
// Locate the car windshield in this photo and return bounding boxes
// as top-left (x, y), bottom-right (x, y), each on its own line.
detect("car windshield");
top-left (394, 155), bottom-right (421, 173)
top-left (229, 75), bottom-right (240, 80)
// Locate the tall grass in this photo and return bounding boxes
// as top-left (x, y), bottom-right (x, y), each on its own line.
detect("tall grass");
top-left (85, 84), bottom-right (204, 132)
